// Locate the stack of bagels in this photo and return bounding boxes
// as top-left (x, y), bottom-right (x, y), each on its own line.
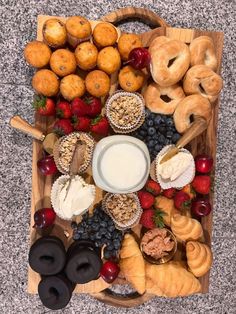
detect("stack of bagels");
top-left (144, 36), bottom-right (223, 133)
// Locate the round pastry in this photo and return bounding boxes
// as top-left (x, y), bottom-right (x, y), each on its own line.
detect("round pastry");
top-left (85, 70), bottom-right (110, 97)
top-left (65, 240), bottom-right (103, 284)
top-left (38, 274), bottom-right (74, 310)
top-left (183, 65), bottom-right (223, 103)
top-left (32, 69), bottom-right (59, 96)
top-left (66, 16), bottom-right (92, 48)
top-left (148, 36), bottom-right (171, 55)
top-left (43, 18), bottom-right (67, 48)
top-left (50, 49), bottom-right (77, 77)
top-left (144, 82), bottom-right (185, 115)
top-left (97, 47), bottom-right (121, 74)
top-left (189, 36), bottom-right (217, 71)
top-left (24, 41), bottom-right (51, 68)
top-left (150, 40), bottom-right (190, 87)
top-left (28, 236), bottom-right (66, 275)
top-left (118, 65), bottom-right (146, 92)
top-left (173, 94), bottom-right (212, 133)
top-left (75, 42), bottom-right (98, 70)
top-left (93, 22), bottom-right (118, 47)
top-left (118, 33), bottom-right (142, 60)
top-left (60, 74), bottom-right (85, 101)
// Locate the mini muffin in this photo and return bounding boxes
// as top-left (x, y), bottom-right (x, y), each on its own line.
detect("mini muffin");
top-left (75, 42), bottom-right (98, 70)
top-left (85, 70), bottom-right (110, 97)
top-left (43, 18), bottom-right (67, 48)
top-left (118, 33), bottom-right (142, 60)
top-left (32, 69), bottom-right (59, 96)
top-left (97, 47), bottom-right (121, 75)
top-left (24, 41), bottom-right (51, 68)
top-left (66, 16), bottom-right (92, 48)
top-left (93, 22), bottom-right (118, 47)
top-left (60, 74), bottom-right (85, 101)
top-left (118, 65), bottom-right (145, 92)
top-left (50, 49), bottom-right (77, 77)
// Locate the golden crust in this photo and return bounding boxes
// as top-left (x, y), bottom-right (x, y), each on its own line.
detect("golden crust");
top-left (32, 69), bottom-right (59, 96)
top-left (50, 49), bottom-right (77, 77)
top-left (148, 36), bottom-right (171, 55)
top-left (171, 214), bottom-right (203, 241)
top-left (75, 42), bottom-right (98, 70)
top-left (97, 47), bottom-right (121, 74)
top-left (43, 18), bottom-right (67, 48)
top-left (60, 74), bottom-right (85, 101)
top-left (118, 65), bottom-right (146, 92)
top-left (93, 22), bottom-right (118, 47)
top-left (66, 16), bottom-right (91, 39)
top-left (85, 70), bottom-right (110, 97)
top-left (154, 196), bottom-right (180, 226)
top-left (24, 41), bottom-right (51, 68)
top-left (118, 33), bottom-right (142, 60)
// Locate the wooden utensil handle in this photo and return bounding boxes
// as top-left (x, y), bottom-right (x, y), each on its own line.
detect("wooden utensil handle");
top-left (177, 117), bottom-right (208, 149)
top-left (9, 115), bottom-right (45, 141)
top-left (101, 7), bottom-right (169, 28)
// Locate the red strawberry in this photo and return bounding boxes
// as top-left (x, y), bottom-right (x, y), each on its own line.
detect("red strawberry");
top-left (174, 191), bottom-right (191, 210)
top-left (162, 188), bottom-right (176, 199)
top-left (71, 98), bottom-right (88, 117)
top-left (137, 190), bottom-right (145, 201)
top-left (191, 175), bottom-right (211, 195)
top-left (83, 96), bottom-right (102, 118)
top-left (145, 180), bottom-right (161, 196)
top-left (140, 208), bottom-right (165, 229)
top-left (53, 119), bottom-right (74, 136)
top-left (33, 95), bottom-right (55, 116)
top-left (91, 115), bottom-right (109, 136)
top-left (56, 101), bottom-right (72, 119)
top-left (138, 191), bottom-right (155, 209)
top-left (73, 116), bottom-right (91, 132)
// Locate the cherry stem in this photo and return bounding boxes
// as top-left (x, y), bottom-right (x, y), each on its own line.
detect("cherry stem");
top-left (123, 59), bottom-right (135, 66)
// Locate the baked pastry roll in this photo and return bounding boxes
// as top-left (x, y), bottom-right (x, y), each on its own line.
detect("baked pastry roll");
top-left (97, 47), bottom-right (121, 75)
top-left (118, 33), bottom-right (142, 60)
top-left (43, 18), bottom-right (67, 48)
top-left (24, 41), bottom-right (51, 68)
top-left (50, 49), bottom-right (77, 77)
top-left (66, 16), bottom-right (92, 48)
top-left (85, 70), bottom-right (110, 97)
top-left (171, 214), bottom-right (203, 241)
top-left (75, 42), bottom-right (98, 70)
top-left (60, 74), bottom-right (85, 101)
top-left (118, 65), bottom-right (146, 92)
top-left (32, 69), bottom-right (59, 97)
top-left (93, 22), bottom-right (118, 47)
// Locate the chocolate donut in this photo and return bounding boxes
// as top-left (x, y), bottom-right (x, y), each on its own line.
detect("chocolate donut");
top-left (65, 240), bottom-right (103, 284)
top-left (29, 236), bottom-right (66, 275)
top-left (38, 274), bottom-right (74, 310)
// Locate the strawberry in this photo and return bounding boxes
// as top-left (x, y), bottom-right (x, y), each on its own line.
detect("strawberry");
top-left (90, 115), bottom-right (109, 136)
top-left (174, 191), bottom-right (191, 210)
top-left (33, 95), bottom-right (55, 116)
top-left (83, 96), bottom-right (102, 118)
top-left (53, 119), bottom-right (74, 136)
top-left (145, 180), bottom-right (161, 196)
top-left (137, 190), bottom-right (145, 201)
top-left (191, 175), bottom-right (211, 195)
top-left (71, 97), bottom-right (88, 117)
top-left (162, 188), bottom-right (176, 199)
top-left (140, 208), bottom-right (165, 229)
top-left (73, 116), bottom-right (91, 132)
top-left (181, 184), bottom-right (196, 200)
top-left (138, 191), bottom-right (155, 209)
top-left (56, 101), bottom-right (72, 119)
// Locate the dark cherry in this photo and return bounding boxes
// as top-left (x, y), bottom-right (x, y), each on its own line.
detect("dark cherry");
top-left (191, 198), bottom-right (212, 217)
top-left (33, 208), bottom-right (56, 228)
top-left (100, 260), bottom-right (120, 283)
top-left (127, 48), bottom-right (151, 70)
top-left (195, 154), bottom-right (213, 174)
top-left (37, 155), bottom-right (58, 175)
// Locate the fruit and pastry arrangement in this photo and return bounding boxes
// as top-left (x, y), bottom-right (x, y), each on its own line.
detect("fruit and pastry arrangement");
top-left (13, 10), bottom-right (222, 310)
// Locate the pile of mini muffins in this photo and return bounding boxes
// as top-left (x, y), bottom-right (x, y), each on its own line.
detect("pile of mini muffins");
top-left (24, 16), bottom-right (147, 101)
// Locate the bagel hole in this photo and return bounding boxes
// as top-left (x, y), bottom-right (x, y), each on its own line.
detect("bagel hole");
top-left (190, 114), bottom-right (194, 123)
top-left (160, 94), bottom-right (172, 103)
top-left (49, 287), bottom-right (59, 299)
top-left (77, 262), bottom-right (90, 272)
top-left (40, 255), bottom-right (54, 264)
top-left (168, 57), bottom-right (176, 67)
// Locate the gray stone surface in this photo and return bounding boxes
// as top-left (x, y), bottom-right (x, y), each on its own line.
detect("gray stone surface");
top-left (0, 0), bottom-right (235, 313)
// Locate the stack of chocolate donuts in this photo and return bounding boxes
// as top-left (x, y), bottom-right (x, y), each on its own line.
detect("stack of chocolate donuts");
top-left (29, 237), bottom-right (102, 310)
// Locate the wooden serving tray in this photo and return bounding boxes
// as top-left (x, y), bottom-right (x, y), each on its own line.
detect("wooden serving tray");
top-left (27, 7), bottom-right (223, 307)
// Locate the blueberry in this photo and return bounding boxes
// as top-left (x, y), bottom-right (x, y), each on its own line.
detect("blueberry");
top-left (87, 218), bottom-right (93, 225)
top-left (142, 122), bottom-right (148, 130)
top-left (140, 130), bottom-right (147, 137)
top-left (166, 131), bottom-right (173, 138)
top-left (90, 234), bottom-right (95, 241)
top-left (105, 232), bottom-right (112, 239)
top-left (71, 221), bottom-right (77, 229)
top-left (95, 232), bottom-right (102, 239)
top-left (73, 233), bottom-right (81, 240)
top-left (81, 233), bottom-right (89, 239)
top-left (154, 115), bottom-right (162, 125)
top-left (147, 119), bottom-right (154, 127)
top-left (154, 144), bottom-right (162, 152)
top-left (166, 117), bottom-right (174, 126)
top-left (158, 126), bottom-right (166, 134)
top-left (107, 244), bottom-right (114, 251)
top-left (148, 127), bottom-right (156, 136)
top-left (100, 221), bottom-right (107, 228)
top-left (148, 140), bottom-right (155, 148)
top-left (108, 219), bottom-right (114, 226)
top-left (159, 134), bottom-right (166, 144)
top-left (150, 112), bottom-right (156, 120)
top-left (95, 240), bottom-right (102, 247)
top-left (104, 248), bottom-right (111, 259)
top-left (82, 212), bottom-right (89, 220)
top-left (92, 223), bottom-right (99, 231)
top-left (111, 250), bottom-right (117, 258)
top-left (172, 133), bottom-right (181, 143)
top-left (100, 228), bottom-right (107, 235)
top-left (113, 239), bottom-right (121, 249)
top-left (108, 225), bottom-right (115, 232)
top-left (113, 230), bottom-right (120, 239)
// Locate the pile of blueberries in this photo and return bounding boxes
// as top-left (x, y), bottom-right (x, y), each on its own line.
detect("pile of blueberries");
top-left (71, 205), bottom-right (124, 260)
top-left (132, 109), bottom-right (181, 161)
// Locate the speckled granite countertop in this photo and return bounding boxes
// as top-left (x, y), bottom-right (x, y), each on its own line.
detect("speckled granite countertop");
top-left (0, 0), bottom-right (235, 313)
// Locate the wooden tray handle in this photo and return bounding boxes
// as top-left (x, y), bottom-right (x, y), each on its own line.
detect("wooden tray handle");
top-left (101, 7), bottom-right (169, 28)
top-left (9, 115), bottom-right (45, 141)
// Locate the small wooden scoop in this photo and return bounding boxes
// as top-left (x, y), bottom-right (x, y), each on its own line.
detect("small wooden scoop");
top-left (159, 117), bottom-right (208, 164)
top-left (9, 115), bottom-right (59, 155)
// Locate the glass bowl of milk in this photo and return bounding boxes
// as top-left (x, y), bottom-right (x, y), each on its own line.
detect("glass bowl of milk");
top-left (92, 135), bottom-right (150, 193)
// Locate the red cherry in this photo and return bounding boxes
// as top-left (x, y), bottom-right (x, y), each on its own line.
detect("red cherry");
top-left (191, 198), bottom-right (212, 217)
top-left (100, 261), bottom-right (120, 283)
top-left (195, 154), bottom-right (213, 174)
top-left (37, 155), bottom-right (58, 175)
top-left (128, 48), bottom-right (151, 70)
top-left (33, 208), bottom-right (56, 228)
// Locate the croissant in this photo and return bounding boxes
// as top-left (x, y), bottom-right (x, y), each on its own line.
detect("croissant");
top-left (154, 196), bottom-right (179, 226)
top-left (119, 234), bottom-right (146, 294)
top-left (146, 261), bottom-right (201, 297)
top-left (186, 241), bottom-right (213, 277)
top-left (171, 214), bottom-right (203, 241)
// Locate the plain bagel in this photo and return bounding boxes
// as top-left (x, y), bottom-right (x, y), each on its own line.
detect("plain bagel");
top-left (183, 65), bottom-right (223, 103)
top-left (144, 82), bottom-right (185, 115)
top-left (148, 36), bottom-right (171, 54)
top-left (150, 39), bottom-right (190, 87)
top-left (173, 94), bottom-right (212, 133)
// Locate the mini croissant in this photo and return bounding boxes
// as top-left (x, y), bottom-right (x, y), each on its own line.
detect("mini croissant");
top-left (146, 261), bottom-right (201, 297)
top-left (119, 234), bottom-right (146, 294)
top-left (154, 196), bottom-right (179, 226)
top-left (186, 241), bottom-right (213, 277)
top-left (171, 214), bottom-right (203, 241)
